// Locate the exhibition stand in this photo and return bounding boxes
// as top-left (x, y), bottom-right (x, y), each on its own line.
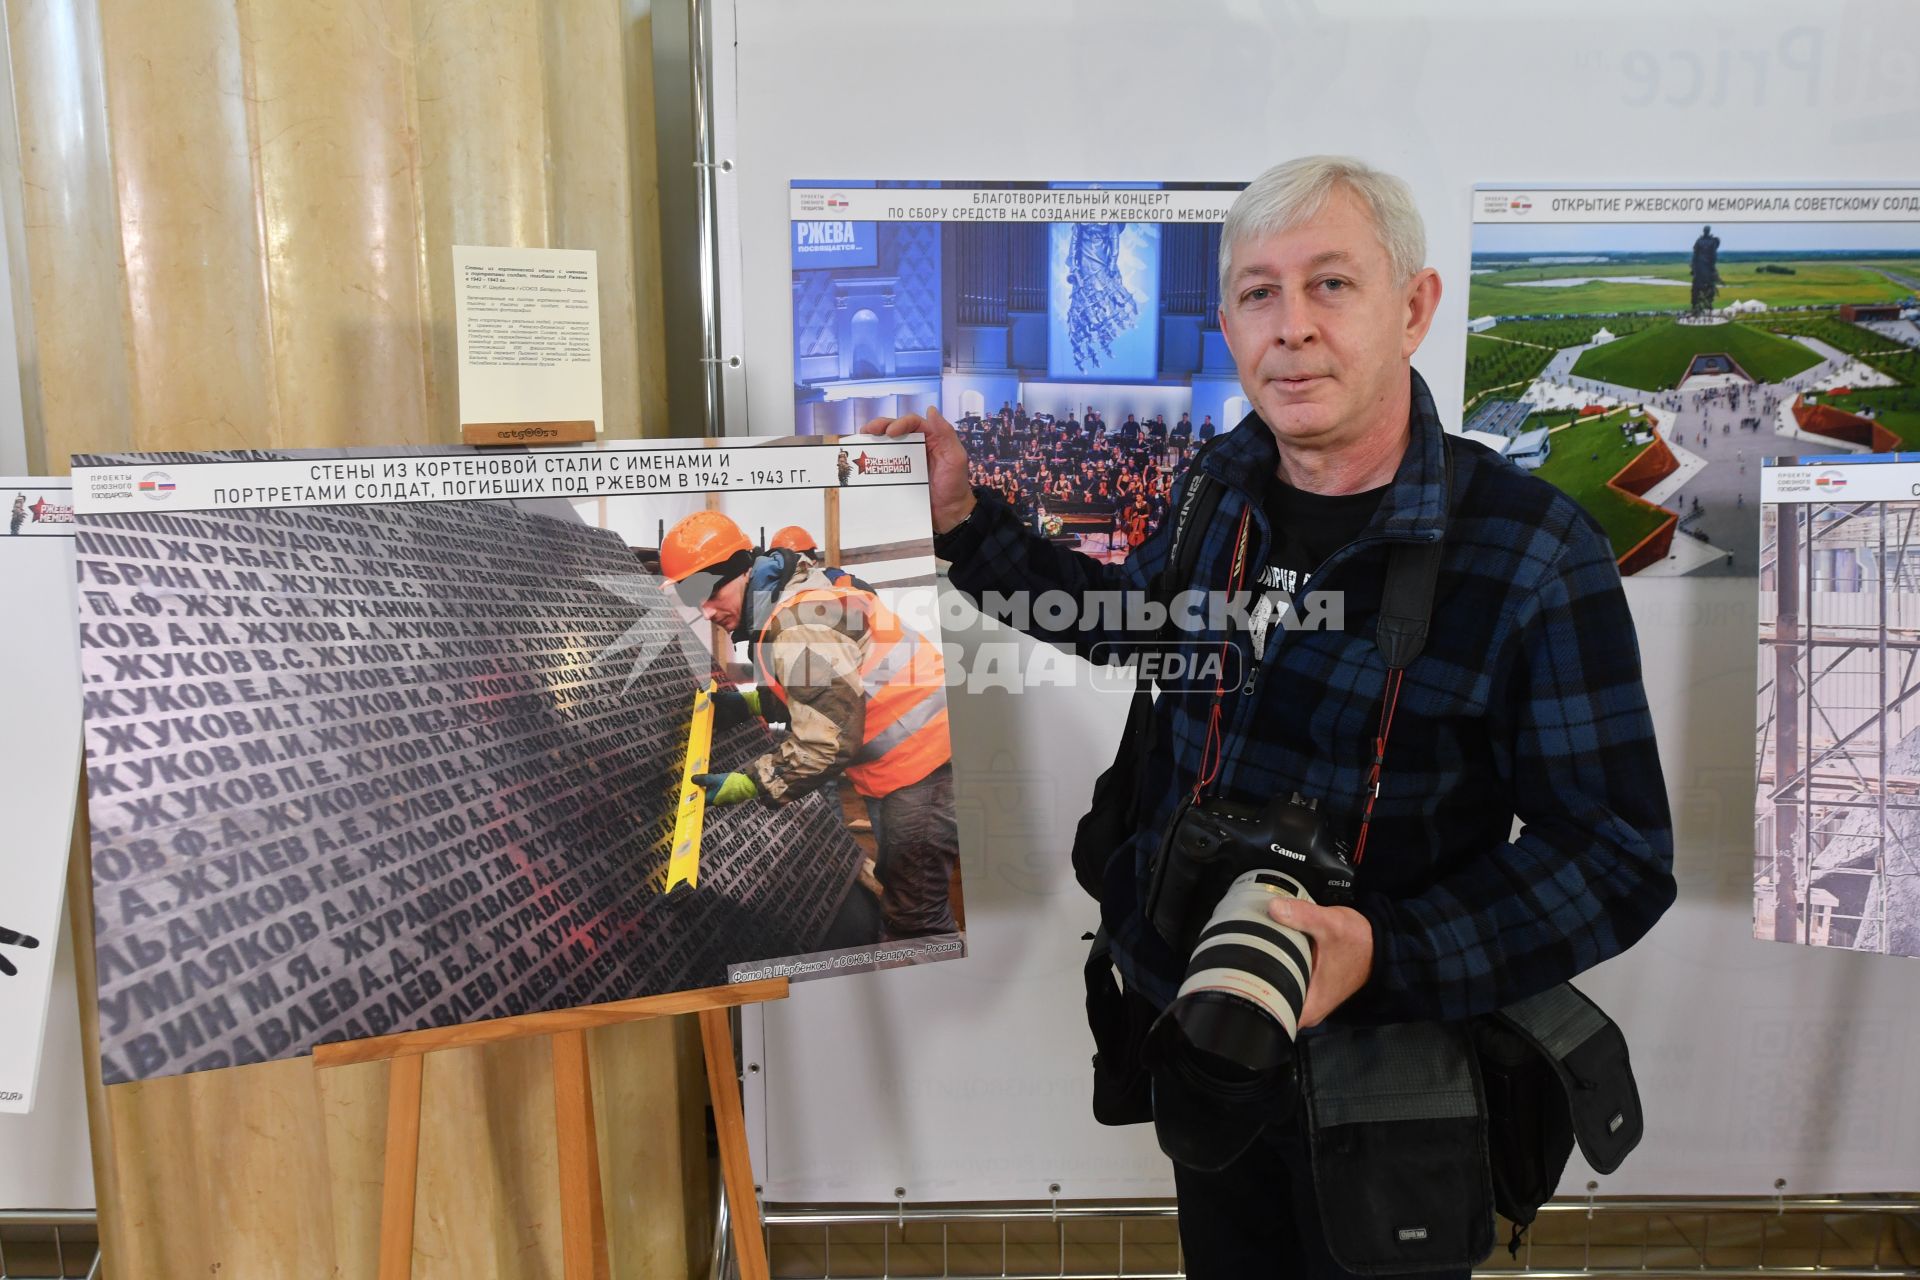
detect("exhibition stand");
top-left (313, 978), bottom-right (788, 1280)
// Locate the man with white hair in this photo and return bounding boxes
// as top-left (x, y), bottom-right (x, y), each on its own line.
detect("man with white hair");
top-left (864, 157), bottom-right (1673, 1277)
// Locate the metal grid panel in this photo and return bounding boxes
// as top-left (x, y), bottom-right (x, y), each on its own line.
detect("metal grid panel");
top-left (0, 1212), bottom-right (101, 1280)
top-left (748, 1197), bottom-right (1920, 1280)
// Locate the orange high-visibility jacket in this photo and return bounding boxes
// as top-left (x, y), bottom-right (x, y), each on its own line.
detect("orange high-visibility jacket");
top-left (754, 576), bottom-right (949, 798)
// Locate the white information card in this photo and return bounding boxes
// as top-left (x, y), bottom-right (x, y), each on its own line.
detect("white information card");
top-left (453, 245), bottom-right (603, 439)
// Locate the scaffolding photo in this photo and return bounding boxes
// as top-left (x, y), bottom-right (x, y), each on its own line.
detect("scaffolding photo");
top-left (1757, 478), bottom-right (1920, 956)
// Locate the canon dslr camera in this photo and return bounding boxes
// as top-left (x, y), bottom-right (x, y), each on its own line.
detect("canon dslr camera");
top-left (1141, 792), bottom-right (1355, 1168)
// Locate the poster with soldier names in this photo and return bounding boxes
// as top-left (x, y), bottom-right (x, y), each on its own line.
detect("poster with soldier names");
top-left (1, 481), bottom-right (82, 1113)
top-left (70, 439), bottom-right (963, 1083)
top-left (1466, 183), bottom-right (1920, 581)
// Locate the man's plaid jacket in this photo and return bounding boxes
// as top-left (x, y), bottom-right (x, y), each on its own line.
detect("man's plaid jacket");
top-left (936, 368), bottom-right (1676, 1021)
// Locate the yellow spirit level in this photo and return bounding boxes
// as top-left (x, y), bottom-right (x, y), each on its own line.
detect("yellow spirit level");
top-left (667, 680), bottom-right (717, 891)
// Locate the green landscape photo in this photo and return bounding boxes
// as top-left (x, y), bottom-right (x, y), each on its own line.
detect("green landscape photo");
top-left (1570, 322), bottom-right (1823, 389)
top-left (1463, 197), bottom-right (1920, 579)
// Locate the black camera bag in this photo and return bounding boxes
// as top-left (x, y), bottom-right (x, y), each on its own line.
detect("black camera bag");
top-left (1473, 1016), bottom-right (1574, 1249)
top-left (1302, 1020), bottom-right (1495, 1275)
top-left (1298, 983), bottom-right (1646, 1274)
top-left (1474, 983), bottom-right (1645, 1255)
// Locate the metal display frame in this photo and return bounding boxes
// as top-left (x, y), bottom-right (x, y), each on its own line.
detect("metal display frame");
top-left (736, 1196), bottom-right (1920, 1280)
top-left (0, 1211), bottom-right (101, 1280)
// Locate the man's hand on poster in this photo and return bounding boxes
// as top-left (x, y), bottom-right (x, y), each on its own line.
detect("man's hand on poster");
top-left (858, 405), bottom-right (976, 535)
top-left (0, 924), bottom-right (40, 978)
top-left (693, 772), bottom-right (759, 808)
top-left (710, 688), bottom-right (762, 731)
top-left (1265, 898), bottom-right (1373, 1028)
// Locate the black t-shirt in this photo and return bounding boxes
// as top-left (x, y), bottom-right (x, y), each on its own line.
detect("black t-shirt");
top-left (1248, 473), bottom-right (1387, 657)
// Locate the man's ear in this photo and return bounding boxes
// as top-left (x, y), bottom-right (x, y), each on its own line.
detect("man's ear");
top-left (1402, 267), bottom-right (1443, 358)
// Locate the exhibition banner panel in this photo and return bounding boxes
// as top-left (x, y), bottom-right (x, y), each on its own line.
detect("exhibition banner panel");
top-left (0, 916), bottom-right (96, 1208)
top-left (1465, 183), bottom-right (1920, 581)
top-left (789, 180), bottom-right (1245, 565)
top-left (740, 0), bottom-right (1920, 1206)
top-left (69, 440), bottom-right (963, 1083)
top-left (1757, 452), bottom-right (1920, 959)
top-left (0, 481), bottom-right (81, 1114)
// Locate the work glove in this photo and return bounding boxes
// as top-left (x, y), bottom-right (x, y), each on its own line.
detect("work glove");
top-left (710, 687), bottom-right (762, 731)
top-left (0, 925), bottom-right (39, 978)
top-left (692, 772), bottom-right (759, 808)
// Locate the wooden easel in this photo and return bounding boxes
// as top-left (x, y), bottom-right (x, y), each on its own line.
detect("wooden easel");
top-left (312, 976), bottom-right (789, 1280)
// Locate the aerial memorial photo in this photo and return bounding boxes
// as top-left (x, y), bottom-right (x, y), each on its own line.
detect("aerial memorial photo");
top-left (1466, 185), bottom-right (1920, 577)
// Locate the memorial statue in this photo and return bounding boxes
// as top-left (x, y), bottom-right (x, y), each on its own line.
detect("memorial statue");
top-left (1063, 224), bottom-right (1143, 373)
top-left (1689, 224), bottom-right (1722, 316)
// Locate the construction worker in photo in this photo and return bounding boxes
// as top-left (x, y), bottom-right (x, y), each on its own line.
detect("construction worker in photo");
top-left (659, 510), bottom-right (961, 939)
top-left (749, 525), bottom-right (874, 833)
top-left (768, 524), bottom-right (878, 592)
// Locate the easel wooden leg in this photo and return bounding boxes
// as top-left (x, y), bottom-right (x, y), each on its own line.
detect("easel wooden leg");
top-left (552, 1029), bottom-right (611, 1280)
top-left (699, 1006), bottom-right (770, 1280)
top-left (315, 979), bottom-right (788, 1280)
top-left (377, 1054), bottom-right (425, 1280)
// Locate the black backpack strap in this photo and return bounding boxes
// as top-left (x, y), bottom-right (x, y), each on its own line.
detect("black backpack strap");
top-left (1081, 926), bottom-right (1156, 1126)
top-left (1069, 439), bottom-right (1234, 897)
top-left (1160, 439), bottom-right (1232, 601)
top-left (1375, 439), bottom-right (1453, 670)
top-left (1352, 438), bottom-right (1454, 865)
top-left (1120, 439), bottom-right (1231, 809)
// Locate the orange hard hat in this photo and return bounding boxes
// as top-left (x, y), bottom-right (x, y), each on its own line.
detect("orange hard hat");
top-left (660, 511), bottom-right (751, 584)
top-left (770, 525), bottom-right (818, 554)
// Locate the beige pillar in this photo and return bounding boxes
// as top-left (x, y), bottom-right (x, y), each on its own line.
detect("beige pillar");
top-left (3, 0), bottom-right (691, 1274)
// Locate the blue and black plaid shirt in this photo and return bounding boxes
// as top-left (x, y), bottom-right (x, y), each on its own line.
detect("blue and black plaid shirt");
top-left (938, 368), bottom-right (1676, 1022)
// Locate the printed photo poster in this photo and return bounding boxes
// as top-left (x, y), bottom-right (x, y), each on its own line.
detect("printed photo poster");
top-left (1758, 453), bottom-right (1920, 959)
top-left (790, 180), bottom-right (1244, 563)
top-left (1466, 185), bottom-right (1920, 579)
top-left (70, 440), bottom-right (963, 1083)
top-left (1, 481), bottom-right (82, 1113)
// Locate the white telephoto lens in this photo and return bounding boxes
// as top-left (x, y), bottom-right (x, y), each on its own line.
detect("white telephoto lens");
top-left (1175, 868), bottom-right (1314, 1040)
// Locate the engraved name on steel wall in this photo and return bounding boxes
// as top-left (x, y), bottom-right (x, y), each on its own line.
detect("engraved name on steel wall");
top-left (75, 493), bottom-right (864, 1082)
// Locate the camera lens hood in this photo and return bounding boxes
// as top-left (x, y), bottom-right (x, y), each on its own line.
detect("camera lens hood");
top-left (1143, 992), bottom-right (1299, 1171)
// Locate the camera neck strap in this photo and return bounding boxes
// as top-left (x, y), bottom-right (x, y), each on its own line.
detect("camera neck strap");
top-left (1185, 442), bottom-right (1453, 863)
top-left (1353, 443), bottom-right (1451, 865)
top-left (1189, 505), bottom-right (1256, 802)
